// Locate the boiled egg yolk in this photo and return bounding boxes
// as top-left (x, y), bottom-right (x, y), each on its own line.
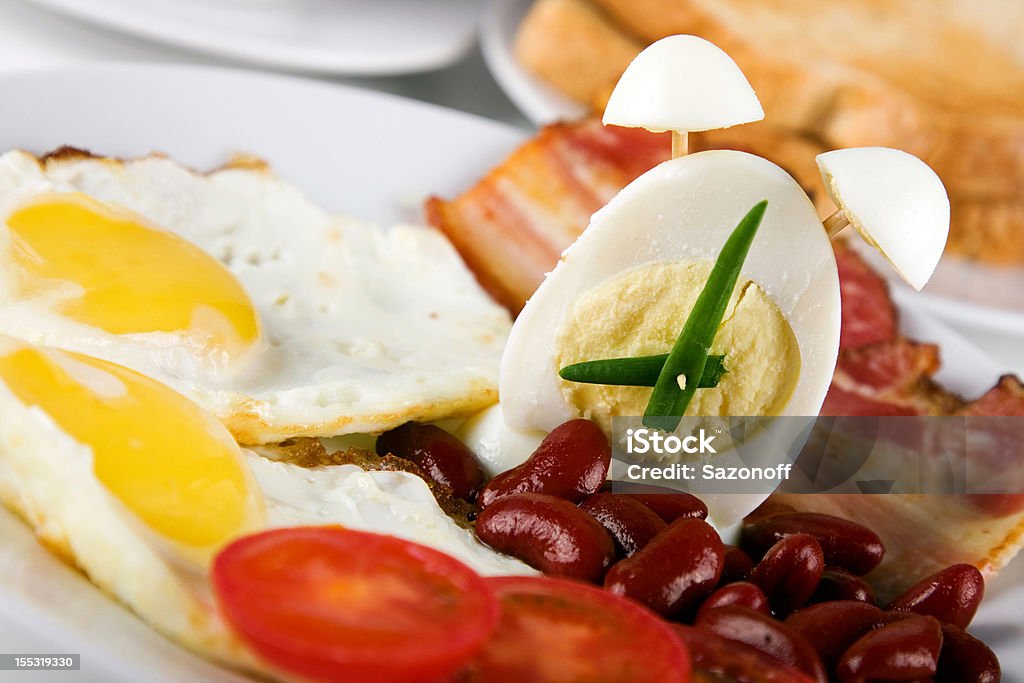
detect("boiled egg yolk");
top-left (0, 341), bottom-right (263, 551)
top-left (555, 260), bottom-right (800, 428)
top-left (5, 193), bottom-right (260, 366)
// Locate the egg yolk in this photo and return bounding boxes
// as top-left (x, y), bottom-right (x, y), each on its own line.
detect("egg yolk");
top-left (5, 193), bottom-right (260, 364)
top-left (0, 342), bottom-right (262, 548)
top-left (555, 260), bottom-right (801, 429)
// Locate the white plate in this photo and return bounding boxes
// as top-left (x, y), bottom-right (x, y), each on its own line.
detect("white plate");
top-left (21, 0), bottom-right (480, 75)
top-left (0, 63), bottom-right (1020, 681)
top-left (483, 0), bottom-right (1024, 338)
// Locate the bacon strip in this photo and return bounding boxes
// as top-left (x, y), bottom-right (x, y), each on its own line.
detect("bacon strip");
top-left (834, 241), bottom-right (898, 349)
top-left (426, 120), bottom-right (668, 313)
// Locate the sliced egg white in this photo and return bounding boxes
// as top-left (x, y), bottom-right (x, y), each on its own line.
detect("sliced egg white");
top-left (498, 151), bottom-right (840, 527)
top-left (501, 149), bottom-right (840, 432)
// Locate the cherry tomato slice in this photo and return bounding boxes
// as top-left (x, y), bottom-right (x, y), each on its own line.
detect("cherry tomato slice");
top-left (462, 576), bottom-right (691, 683)
top-left (212, 526), bottom-right (499, 683)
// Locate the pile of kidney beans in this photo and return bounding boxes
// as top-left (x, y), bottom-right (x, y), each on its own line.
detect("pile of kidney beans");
top-left (377, 418), bottom-right (1001, 683)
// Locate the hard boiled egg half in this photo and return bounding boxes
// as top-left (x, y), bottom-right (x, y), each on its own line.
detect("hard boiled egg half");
top-left (501, 149), bottom-right (841, 433)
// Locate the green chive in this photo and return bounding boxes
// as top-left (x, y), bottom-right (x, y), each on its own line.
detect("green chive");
top-left (642, 200), bottom-right (768, 431)
top-left (558, 354), bottom-right (727, 388)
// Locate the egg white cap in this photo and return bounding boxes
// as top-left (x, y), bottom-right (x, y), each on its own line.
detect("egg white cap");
top-left (602, 35), bottom-right (765, 134)
top-left (817, 147), bottom-right (950, 291)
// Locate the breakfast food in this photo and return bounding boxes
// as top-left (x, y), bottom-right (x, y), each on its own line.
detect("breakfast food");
top-left (429, 35), bottom-right (1024, 599)
top-left (602, 34), bottom-right (764, 134)
top-left (0, 336), bottom-right (530, 667)
top-left (514, 0), bottom-right (1024, 263)
top-left (500, 150), bottom-right (840, 433)
top-left (0, 27), bottom-right (1017, 683)
top-left (428, 118), bottom-right (837, 314)
top-left (0, 149), bottom-right (509, 444)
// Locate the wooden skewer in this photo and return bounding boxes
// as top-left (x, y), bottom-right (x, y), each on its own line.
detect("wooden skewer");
top-left (671, 131), bottom-right (689, 159)
top-left (824, 209), bottom-right (851, 238)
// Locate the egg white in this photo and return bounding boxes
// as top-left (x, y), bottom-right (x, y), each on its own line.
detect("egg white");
top-left (0, 150), bottom-right (510, 444)
top-left (0, 344), bottom-right (531, 674)
top-left (500, 150), bottom-right (841, 432)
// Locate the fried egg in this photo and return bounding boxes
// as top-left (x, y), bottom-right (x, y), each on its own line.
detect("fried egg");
top-left (0, 149), bottom-right (510, 444)
top-left (0, 337), bottom-right (530, 670)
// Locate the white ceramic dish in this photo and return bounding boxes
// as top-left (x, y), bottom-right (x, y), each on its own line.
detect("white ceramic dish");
top-left (21, 0), bottom-right (480, 75)
top-left (483, 0), bottom-right (1024, 338)
top-left (0, 63), bottom-right (1019, 681)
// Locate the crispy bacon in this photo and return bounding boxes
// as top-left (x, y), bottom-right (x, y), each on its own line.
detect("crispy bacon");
top-left (821, 340), bottom-right (960, 417)
top-left (958, 375), bottom-right (1024, 415)
top-left (426, 120), bottom-right (668, 313)
top-left (835, 241), bottom-right (898, 349)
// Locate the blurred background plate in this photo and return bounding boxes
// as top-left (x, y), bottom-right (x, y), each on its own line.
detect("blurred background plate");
top-left (483, 0), bottom-right (1024, 350)
top-left (20, 0), bottom-right (481, 75)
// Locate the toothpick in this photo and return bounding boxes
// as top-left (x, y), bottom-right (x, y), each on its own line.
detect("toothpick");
top-left (671, 131), bottom-right (689, 159)
top-left (824, 209), bottom-right (851, 239)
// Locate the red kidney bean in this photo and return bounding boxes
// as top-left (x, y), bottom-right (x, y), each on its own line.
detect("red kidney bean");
top-left (836, 615), bottom-right (943, 683)
top-left (625, 491), bottom-right (709, 522)
top-left (936, 623), bottom-right (1000, 683)
top-left (749, 534), bottom-right (824, 616)
top-left (696, 582), bottom-right (769, 621)
top-left (887, 564), bottom-right (985, 630)
top-left (695, 606), bottom-right (827, 683)
top-left (604, 518), bottom-right (723, 617)
top-left (376, 422), bottom-right (485, 501)
top-left (785, 601), bottom-right (885, 670)
top-left (811, 567), bottom-right (875, 605)
top-left (475, 493), bottom-right (615, 583)
top-left (743, 513), bottom-right (884, 575)
top-left (721, 545), bottom-right (756, 583)
top-left (579, 493), bottom-right (666, 557)
top-left (674, 624), bottom-right (817, 683)
top-left (478, 419), bottom-right (610, 508)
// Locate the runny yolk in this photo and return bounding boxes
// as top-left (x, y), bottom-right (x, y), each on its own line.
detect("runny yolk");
top-left (6, 193), bottom-right (260, 363)
top-left (0, 343), bottom-right (261, 548)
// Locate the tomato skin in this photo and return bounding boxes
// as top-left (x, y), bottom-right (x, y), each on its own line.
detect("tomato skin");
top-left (461, 575), bottom-right (691, 683)
top-left (212, 527), bottom-right (499, 683)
